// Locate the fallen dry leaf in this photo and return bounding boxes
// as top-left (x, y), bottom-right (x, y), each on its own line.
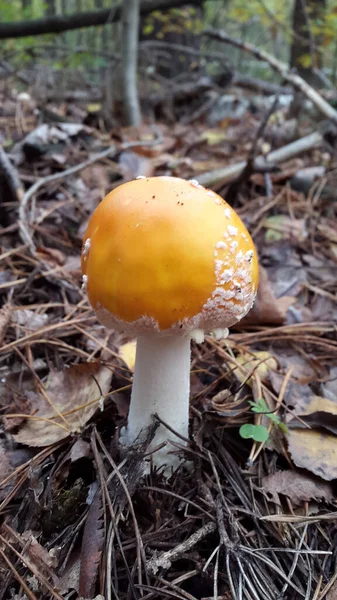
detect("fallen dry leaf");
top-left (119, 339), bottom-right (137, 372)
top-left (327, 581), bottom-right (337, 600)
top-left (21, 530), bottom-right (58, 576)
top-left (287, 395), bottom-right (337, 480)
top-left (13, 309), bottom-right (48, 331)
top-left (36, 246), bottom-right (66, 267)
top-left (13, 361), bottom-right (112, 447)
top-left (118, 150), bottom-right (154, 180)
top-left (79, 492), bottom-right (104, 598)
top-left (0, 442), bottom-right (14, 499)
top-left (233, 351), bottom-right (277, 385)
top-left (70, 439), bottom-right (91, 462)
top-left (241, 266), bottom-right (294, 326)
top-left (262, 470), bottom-right (334, 506)
top-left (264, 216), bottom-right (307, 243)
top-left (291, 395), bottom-right (337, 419)
top-left (58, 551), bottom-right (81, 594)
top-left (0, 303), bottom-right (12, 345)
top-left (287, 429), bottom-right (337, 481)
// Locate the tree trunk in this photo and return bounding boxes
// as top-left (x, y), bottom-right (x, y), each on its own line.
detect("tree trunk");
top-left (290, 0), bottom-right (327, 87)
top-left (96, 0), bottom-right (108, 51)
top-left (121, 0), bottom-right (142, 126)
top-left (140, 6), bottom-right (203, 78)
top-left (45, 0), bottom-right (56, 16)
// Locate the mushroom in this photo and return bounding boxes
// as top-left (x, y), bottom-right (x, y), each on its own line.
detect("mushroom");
top-left (81, 176), bottom-right (258, 471)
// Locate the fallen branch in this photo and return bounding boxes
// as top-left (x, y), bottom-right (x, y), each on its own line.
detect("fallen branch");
top-left (146, 521), bottom-right (216, 574)
top-left (233, 73), bottom-right (292, 96)
top-left (197, 131), bottom-right (323, 188)
top-left (0, 0), bottom-right (202, 40)
top-left (226, 93), bottom-right (281, 202)
top-left (18, 131), bottom-right (163, 253)
top-left (203, 28), bottom-right (337, 125)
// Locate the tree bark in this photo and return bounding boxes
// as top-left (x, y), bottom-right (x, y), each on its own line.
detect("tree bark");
top-left (121, 0), bottom-right (142, 126)
top-left (0, 0), bottom-right (203, 40)
top-left (45, 0), bottom-right (56, 17)
top-left (290, 0), bottom-right (327, 86)
top-left (140, 6), bottom-right (203, 78)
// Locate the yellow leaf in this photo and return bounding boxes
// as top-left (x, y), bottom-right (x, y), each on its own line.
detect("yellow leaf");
top-left (200, 129), bottom-right (229, 145)
top-left (288, 429), bottom-right (337, 481)
top-left (119, 340), bottom-right (137, 372)
top-left (233, 351), bottom-right (277, 385)
top-left (298, 54), bottom-right (312, 68)
top-left (87, 103), bottom-right (101, 113)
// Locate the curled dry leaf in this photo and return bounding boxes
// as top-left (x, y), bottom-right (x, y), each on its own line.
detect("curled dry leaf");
top-left (21, 530), bottom-right (58, 578)
top-left (241, 266), bottom-right (294, 326)
top-left (233, 350), bottom-right (277, 385)
top-left (287, 395), bottom-right (337, 481)
top-left (13, 361), bottom-right (112, 447)
top-left (262, 470), bottom-right (334, 506)
top-left (287, 430), bottom-right (337, 481)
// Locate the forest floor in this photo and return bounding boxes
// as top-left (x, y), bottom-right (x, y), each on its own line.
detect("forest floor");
top-left (1, 82), bottom-right (337, 600)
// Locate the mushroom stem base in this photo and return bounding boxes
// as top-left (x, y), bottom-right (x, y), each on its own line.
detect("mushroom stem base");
top-left (119, 334), bottom-right (191, 471)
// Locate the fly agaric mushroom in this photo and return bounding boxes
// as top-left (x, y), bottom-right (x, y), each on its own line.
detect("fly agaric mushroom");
top-left (81, 176), bottom-right (258, 470)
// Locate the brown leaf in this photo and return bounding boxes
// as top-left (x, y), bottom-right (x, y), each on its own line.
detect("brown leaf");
top-left (21, 530), bottom-right (58, 576)
top-left (0, 443), bottom-right (33, 501)
top-left (13, 361), bottom-right (112, 447)
top-left (0, 442), bottom-right (13, 499)
top-left (264, 216), bottom-right (307, 243)
top-left (0, 303), bottom-right (12, 345)
top-left (58, 551), bottom-right (81, 594)
top-left (118, 151), bottom-right (154, 180)
top-left (79, 491), bottom-right (104, 598)
top-left (292, 395), bottom-right (337, 419)
top-left (287, 395), bottom-right (337, 481)
top-left (287, 429), bottom-right (337, 481)
top-left (36, 246), bottom-right (66, 266)
top-left (262, 470), bottom-right (334, 506)
top-left (81, 164), bottom-right (111, 192)
top-left (70, 439), bottom-right (91, 462)
top-left (241, 266), bottom-right (294, 326)
top-left (327, 581), bottom-right (337, 600)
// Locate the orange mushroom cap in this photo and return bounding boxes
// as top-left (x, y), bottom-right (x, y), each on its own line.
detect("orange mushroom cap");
top-left (81, 176), bottom-right (258, 335)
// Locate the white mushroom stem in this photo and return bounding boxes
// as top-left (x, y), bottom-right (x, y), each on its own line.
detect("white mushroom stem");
top-left (119, 334), bottom-right (191, 469)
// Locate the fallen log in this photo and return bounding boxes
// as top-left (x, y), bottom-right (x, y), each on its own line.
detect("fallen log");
top-left (197, 131), bottom-right (323, 187)
top-left (0, 0), bottom-right (203, 40)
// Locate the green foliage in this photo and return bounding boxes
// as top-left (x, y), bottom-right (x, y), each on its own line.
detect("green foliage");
top-left (239, 397), bottom-right (287, 444)
top-left (239, 423), bottom-right (269, 443)
top-left (142, 6), bottom-right (201, 40)
top-left (0, 0), bottom-right (22, 21)
top-left (249, 397), bottom-right (288, 433)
